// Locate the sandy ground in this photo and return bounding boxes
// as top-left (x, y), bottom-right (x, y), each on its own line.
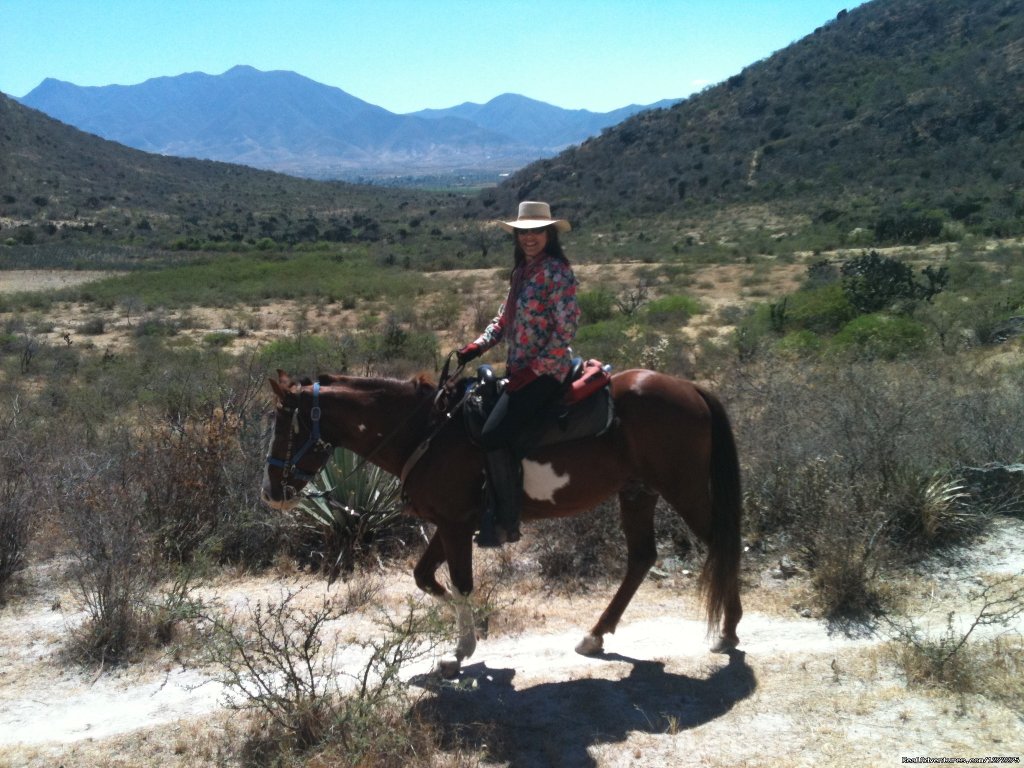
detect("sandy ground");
top-left (1, 517), bottom-right (1021, 768)
top-left (0, 270), bottom-right (123, 295)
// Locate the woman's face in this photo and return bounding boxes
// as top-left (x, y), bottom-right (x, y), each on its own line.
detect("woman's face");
top-left (516, 227), bottom-right (548, 260)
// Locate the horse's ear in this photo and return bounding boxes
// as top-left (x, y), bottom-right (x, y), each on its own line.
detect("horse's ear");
top-left (269, 370), bottom-right (298, 401)
top-left (412, 372), bottom-right (436, 393)
top-left (269, 377), bottom-right (288, 400)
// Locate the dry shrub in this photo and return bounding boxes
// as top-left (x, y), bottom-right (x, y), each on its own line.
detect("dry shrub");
top-left (530, 500), bottom-right (624, 586)
top-left (0, 399), bottom-right (37, 603)
top-left (62, 465), bottom-right (161, 663)
top-left (887, 573), bottom-right (1024, 707)
top-left (135, 407), bottom-right (284, 567)
top-left (723, 356), bottom-right (1024, 620)
top-left (204, 589), bottom-right (448, 767)
top-left (60, 435), bottom-right (205, 663)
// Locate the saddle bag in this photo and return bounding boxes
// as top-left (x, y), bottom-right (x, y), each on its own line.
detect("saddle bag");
top-left (565, 358), bottom-right (613, 405)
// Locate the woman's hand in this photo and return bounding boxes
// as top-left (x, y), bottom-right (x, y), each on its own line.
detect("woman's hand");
top-left (456, 343), bottom-right (481, 366)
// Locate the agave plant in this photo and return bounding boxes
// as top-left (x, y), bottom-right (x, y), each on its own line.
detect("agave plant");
top-left (892, 471), bottom-right (978, 549)
top-left (297, 447), bottom-right (405, 580)
top-left (918, 475), bottom-right (974, 543)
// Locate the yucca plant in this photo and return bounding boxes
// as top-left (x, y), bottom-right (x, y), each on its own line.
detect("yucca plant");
top-left (297, 448), bottom-right (406, 580)
top-left (889, 471), bottom-right (980, 551)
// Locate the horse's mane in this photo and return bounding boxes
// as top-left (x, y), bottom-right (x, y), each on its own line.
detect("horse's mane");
top-left (411, 371), bottom-right (437, 390)
top-left (302, 372), bottom-right (437, 396)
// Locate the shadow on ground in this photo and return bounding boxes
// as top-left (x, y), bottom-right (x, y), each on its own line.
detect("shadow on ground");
top-left (409, 649), bottom-right (757, 768)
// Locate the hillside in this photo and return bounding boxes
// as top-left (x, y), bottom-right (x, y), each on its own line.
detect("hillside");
top-left (482, 0), bottom-right (1024, 243)
top-left (0, 93), bottom-right (451, 250)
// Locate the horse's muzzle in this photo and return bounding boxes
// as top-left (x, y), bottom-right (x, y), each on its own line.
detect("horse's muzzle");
top-left (260, 484), bottom-right (301, 512)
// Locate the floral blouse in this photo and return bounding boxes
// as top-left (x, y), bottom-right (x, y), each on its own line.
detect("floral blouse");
top-left (472, 255), bottom-right (580, 382)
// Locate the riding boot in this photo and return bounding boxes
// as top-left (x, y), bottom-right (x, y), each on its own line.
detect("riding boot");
top-left (475, 449), bottom-right (522, 548)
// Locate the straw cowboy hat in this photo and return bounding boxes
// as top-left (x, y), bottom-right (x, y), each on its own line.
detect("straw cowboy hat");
top-left (496, 201), bottom-right (571, 233)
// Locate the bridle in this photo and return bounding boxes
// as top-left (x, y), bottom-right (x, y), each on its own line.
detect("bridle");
top-left (265, 357), bottom-right (471, 502)
top-left (266, 381), bottom-right (333, 493)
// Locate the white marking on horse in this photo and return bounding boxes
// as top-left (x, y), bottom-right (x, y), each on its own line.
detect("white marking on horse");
top-left (358, 424), bottom-right (367, 432)
top-left (523, 459), bottom-right (570, 503)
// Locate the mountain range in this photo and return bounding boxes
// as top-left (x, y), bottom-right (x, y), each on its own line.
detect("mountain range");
top-left (4, 0), bottom-right (1022, 252)
top-left (17, 66), bottom-right (677, 181)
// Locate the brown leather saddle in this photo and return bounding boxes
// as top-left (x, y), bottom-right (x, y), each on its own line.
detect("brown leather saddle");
top-left (462, 359), bottom-right (615, 450)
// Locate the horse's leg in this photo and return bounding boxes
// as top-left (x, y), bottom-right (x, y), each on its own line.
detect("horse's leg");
top-left (424, 522), bottom-right (477, 678)
top-left (412, 529), bottom-right (447, 597)
top-left (576, 484), bottom-right (659, 656)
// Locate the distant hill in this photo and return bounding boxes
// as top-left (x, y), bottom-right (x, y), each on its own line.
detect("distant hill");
top-left (0, 92), bottom-right (447, 249)
top-left (482, 0), bottom-right (1024, 242)
top-left (408, 94), bottom-right (679, 153)
top-left (18, 66), bottom-right (675, 181)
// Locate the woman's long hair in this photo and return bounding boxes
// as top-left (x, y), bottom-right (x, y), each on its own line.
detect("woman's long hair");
top-left (511, 226), bottom-right (567, 276)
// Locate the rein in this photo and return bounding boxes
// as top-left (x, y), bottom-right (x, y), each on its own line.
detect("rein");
top-left (399, 352), bottom-right (469, 492)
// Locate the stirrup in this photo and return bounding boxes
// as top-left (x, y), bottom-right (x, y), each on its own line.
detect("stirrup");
top-left (475, 524), bottom-right (519, 548)
top-left (475, 506), bottom-right (519, 548)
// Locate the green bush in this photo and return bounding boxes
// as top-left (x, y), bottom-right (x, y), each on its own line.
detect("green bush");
top-left (840, 250), bottom-right (947, 314)
top-left (831, 314), bottom-right (928, 360)
top-left (785, 283), bottom-right (856, 334)
top-left (574, 318), bottom-right (633, 364)
top-left (202, 331), bottom-right (236, 348)
top-left (776, 329), bottom-right (824, 357)
top-left (577, 288), bottom-right (617, 324)
top-left (643, 294), bottom-right (703, 326)
top-left (257, 335), bottom-right (349, 375)
top-left (873, 208), bottom-right (945, 245)
top-left (80, 317), bottom-right (106, 335)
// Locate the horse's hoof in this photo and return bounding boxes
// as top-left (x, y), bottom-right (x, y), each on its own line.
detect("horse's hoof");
top-left (437, 657), bottom-right (461, 679)
top-left (710, 636), bottom-right (739, 654)
top-left (455, 637), bottom-right (476, 662)
top-left (575, 634), bottom-right (603, 656)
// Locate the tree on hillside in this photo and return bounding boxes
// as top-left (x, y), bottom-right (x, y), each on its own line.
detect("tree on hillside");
top-left (840, 251), bottom-right (948, 314)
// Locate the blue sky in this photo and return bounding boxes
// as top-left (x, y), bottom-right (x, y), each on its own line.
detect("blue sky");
top-left (0, 1), bottom-right (864, 113)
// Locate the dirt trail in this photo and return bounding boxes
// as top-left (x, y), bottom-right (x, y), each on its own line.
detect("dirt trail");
top-left (2, 519), bottom-right (1022, 767)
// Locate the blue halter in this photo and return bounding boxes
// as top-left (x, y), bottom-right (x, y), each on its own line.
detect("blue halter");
top-left (266, 382), bottom-right (329, 483)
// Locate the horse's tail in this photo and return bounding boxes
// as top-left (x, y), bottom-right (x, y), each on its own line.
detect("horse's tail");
top-left (695, 386), bottom-right (743, 637)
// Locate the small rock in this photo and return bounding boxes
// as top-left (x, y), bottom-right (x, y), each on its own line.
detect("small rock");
top-left (778, 556), bottom-right (799, 578)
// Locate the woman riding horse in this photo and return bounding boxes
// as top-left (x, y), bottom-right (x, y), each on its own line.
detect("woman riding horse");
top-left (262, 365), bottom-right (743, 677)
top-left (457, 201), bottom-right (580, 547)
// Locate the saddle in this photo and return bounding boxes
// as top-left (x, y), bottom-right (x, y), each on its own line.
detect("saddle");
top-left (463, 358), bottom-right (615, 451)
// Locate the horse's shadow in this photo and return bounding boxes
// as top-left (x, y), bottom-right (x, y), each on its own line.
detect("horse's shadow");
top-left (409, 649), bottom-right (757, 768)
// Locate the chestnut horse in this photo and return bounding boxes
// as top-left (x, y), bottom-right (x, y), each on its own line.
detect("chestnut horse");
top-left (262, 368), bottom-right (742, 676)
